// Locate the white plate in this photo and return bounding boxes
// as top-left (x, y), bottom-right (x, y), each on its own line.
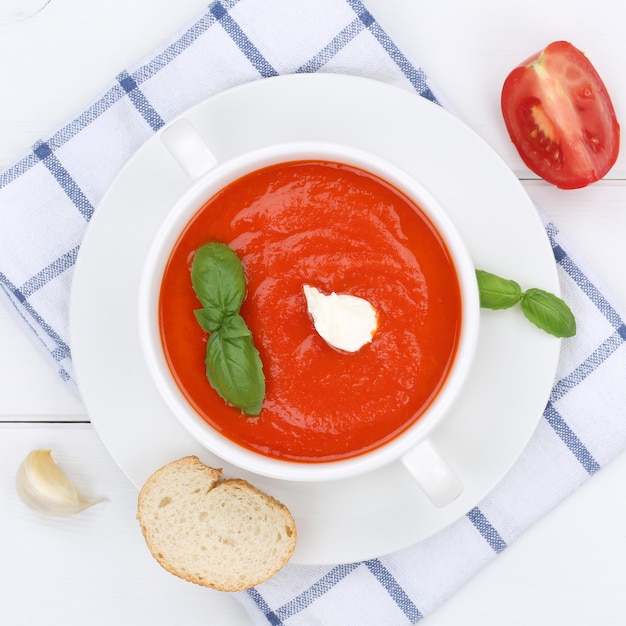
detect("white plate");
top-left (70, 74), bottom-right (560, 565)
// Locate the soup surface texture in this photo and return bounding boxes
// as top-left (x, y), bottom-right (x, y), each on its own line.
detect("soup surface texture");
top-left (159, 160), bottom-right (462, 462)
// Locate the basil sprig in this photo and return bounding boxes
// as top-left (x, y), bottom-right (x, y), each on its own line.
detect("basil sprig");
top-left (191, 243), bottom-right (265, 415)
top-left (476, 269), bottom-right (576, 338)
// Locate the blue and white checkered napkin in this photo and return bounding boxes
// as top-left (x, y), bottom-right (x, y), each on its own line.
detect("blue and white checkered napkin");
top-left (1, 0), bottom-right (625, 623)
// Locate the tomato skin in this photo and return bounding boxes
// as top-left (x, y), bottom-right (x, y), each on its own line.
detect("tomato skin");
top-left (501, 41), bottom-right (620, 189)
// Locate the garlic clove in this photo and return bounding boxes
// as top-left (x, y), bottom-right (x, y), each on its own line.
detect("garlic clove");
top-left (15, 449), bottom-right (105, 517)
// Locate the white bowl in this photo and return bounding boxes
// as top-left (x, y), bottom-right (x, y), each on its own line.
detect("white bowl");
top-left (138, 131), bottom-right (479, 500)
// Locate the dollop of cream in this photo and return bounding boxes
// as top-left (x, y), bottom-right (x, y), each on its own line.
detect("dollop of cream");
top-left (303, 284), bottom-right (378, 352)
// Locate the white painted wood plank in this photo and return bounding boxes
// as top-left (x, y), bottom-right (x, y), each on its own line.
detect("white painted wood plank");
top-left (0, 299), bottom-right (85, 419)
top-left (0, 423), bottom-right (250, 626)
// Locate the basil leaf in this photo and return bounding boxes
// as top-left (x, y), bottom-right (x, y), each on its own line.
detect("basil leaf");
top-left (191, 242), bottom-right (246, 316)
top-left (193, 307), bottom-right (224, 333)
top-left (218, 313), bottom-right (252, 339)
top-left (205, 316), bottom-right (265, 416)
top-left (476, 268), bottom-right (576, 338)
top-left (475, 269), bottom-right (523, 310)
top-left (520, 288), bottom-right (577, 338)
top-left (190, 242), bottom-right (266, 414)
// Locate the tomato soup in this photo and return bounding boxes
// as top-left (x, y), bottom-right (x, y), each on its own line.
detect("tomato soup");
top-left (159, 160), bottom-right (462, 463)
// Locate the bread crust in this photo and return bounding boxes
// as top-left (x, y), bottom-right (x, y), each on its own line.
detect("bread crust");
top-left (137, 456), bottom-right (296, 591)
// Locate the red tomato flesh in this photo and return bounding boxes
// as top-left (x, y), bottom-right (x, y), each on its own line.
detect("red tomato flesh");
top-left (501, 41), bottom-right (620, 189)
top-left (159, 161), bottom-right (462, 463)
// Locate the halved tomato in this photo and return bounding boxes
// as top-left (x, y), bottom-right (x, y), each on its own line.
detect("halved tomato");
top-left (501, 41), bottom-right (620, 189)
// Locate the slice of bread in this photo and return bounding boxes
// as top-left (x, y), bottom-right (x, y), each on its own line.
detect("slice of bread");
top-left (137, 455), bottom-right (296, 591)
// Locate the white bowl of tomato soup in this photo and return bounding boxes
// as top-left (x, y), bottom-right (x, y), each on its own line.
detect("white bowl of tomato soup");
top-left (138, 124), bottom-right (479, 500)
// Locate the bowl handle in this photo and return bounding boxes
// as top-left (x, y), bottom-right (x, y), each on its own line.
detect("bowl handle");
top-left (160, 118), bottom-right (218, 180)
top-left (401, 439), bottom-right (463, 508)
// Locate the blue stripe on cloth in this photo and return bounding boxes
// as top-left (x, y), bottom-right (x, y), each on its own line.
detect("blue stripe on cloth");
top-left (17, 246), bottom-right (79, 300)
top-left (210, 0), bottom-right (278, 78)
top-left (550, 329), bottom-right (626, 403)
top-left (33, 142), bottom-right (94, 221)
top-left (0, 273), bottom-right (72, 364)
top-left (543, 401), bottom-right (601, 475)
top-left (543, 222), bottom-right (623, 473)
top-left (560, 252), bottom-right (626, 330)
top-left (345, 0), bottom-right (440, 103)
top-left (364, 559), bottom-right (423, 623)
top-left (0, 153), bottom-right (39, 187)
top-left (47, 85), bottom-right (126, 151)
top-left (1, 84), bottom-right (127, 188)
top-left (466, 507), bottom-right (507, 553)
top-left (131, 10), bottom-right (219, 83)
top-left (245, 588), bottom-right (285, 626)
top-left (547, 222), bottom-right (625, 333)
top-left (51, 344), bottom-right (71, 361)
top-left (248, 563), bottom-right (361, 621)
top-left (297, 17), bottom-right (368, 73)
top-left (117, 71), bottom-right (165, 132)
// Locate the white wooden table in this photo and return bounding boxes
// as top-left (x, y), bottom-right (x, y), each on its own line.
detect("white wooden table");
top-left (2, 1), bottom-right (626, 624)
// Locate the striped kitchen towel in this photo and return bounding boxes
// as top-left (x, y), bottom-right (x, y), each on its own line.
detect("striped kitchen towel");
top-left (0, 1), bottom-right (625, 624)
